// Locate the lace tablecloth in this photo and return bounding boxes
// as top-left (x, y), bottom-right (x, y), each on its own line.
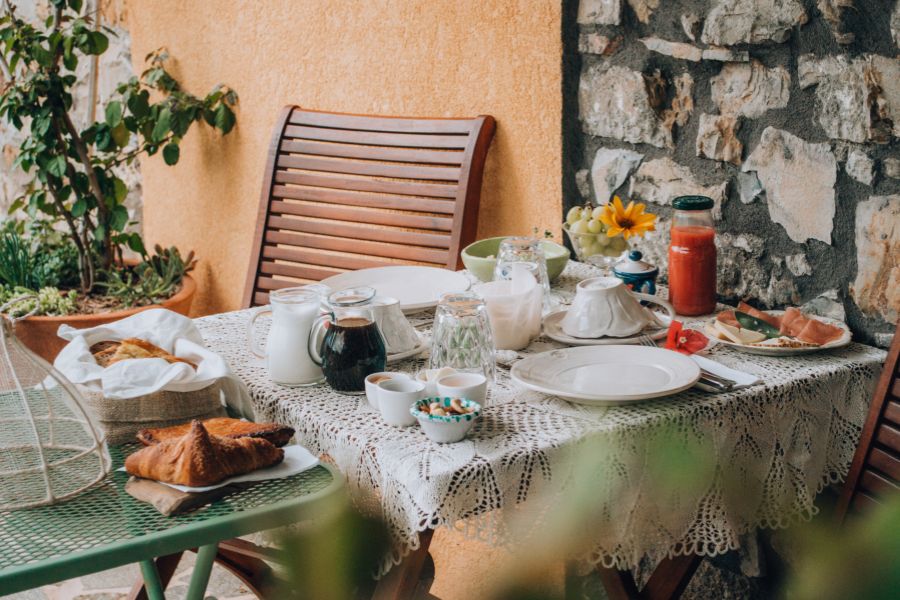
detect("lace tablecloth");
top-left (195, 262), bottom-right (886, 574)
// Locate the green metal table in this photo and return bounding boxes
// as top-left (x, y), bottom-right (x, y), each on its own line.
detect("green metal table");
top-left (0, 445), bottom-right (343, 599)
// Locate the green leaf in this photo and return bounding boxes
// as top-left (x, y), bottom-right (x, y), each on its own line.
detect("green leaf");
top-left (69, 0), bottom-right (84, 12)
top-left (71, 198), bottom-right (87, 217)
top-left (111, 122), bottom-right (130, 147)
top-left (105, 101), bottom-right (122, 127)
top-left (126, 233), bottom-right (146, 254)
top-left (88, 31), bottom-right (108, 55)
top-left (110, 205), bottom-right (128, 231)
top-left (47, 155), bottom-right (67, 178)
top-left (112, 177), bottom-right (127, 202)
top-left (127, 90), bottom-right (150, 119)
top-left (214, 104), bottom-right (235, 134)
top-left (162, 143), bottom-right (179, 166)
top-left (151, 107), bottom-right (171, 142)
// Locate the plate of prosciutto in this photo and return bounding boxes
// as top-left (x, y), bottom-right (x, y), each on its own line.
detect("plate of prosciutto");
top-left (705, 302), bottom-right (851, 356)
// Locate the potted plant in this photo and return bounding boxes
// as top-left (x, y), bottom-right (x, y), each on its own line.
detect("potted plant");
top-left (0, 0), bottom-right (237, 360)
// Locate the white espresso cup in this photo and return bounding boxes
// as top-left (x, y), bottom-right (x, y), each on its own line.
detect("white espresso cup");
top-left (436, 372), bottom-right (488, 404)
top-left (365, 371), bottom-right (410, 410)
top-left (377, 378), bottom-right (426, 427)
top-left (561, 277), bottom-right (675, 338)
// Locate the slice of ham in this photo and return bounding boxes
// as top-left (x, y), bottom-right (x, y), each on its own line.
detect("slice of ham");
top-left (796, 318), bottom-right (845, 345)
top-left (716, 310), bottom-right (741, 328)
top-left (737, 301), bottom-right (781, 328)
top-left (779, 306), bottom-right (808, 337)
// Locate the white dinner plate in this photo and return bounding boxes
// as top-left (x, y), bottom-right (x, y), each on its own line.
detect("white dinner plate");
top-left (321, 267), bottom-right (470, 313)
top-left (542, 309), bottom-right (671, 346)
top-left (704, 311), bottom-right (851, 356)
top-left (386, 333), bottom-right (428, 364)
top-left (510, 345), bottom-right (700, 405)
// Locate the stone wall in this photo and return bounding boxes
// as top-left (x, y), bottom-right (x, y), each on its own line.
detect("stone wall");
top-left (0, 1), bottom-right (139, 231)
top-left (566, 0), bottom-right (900, 346)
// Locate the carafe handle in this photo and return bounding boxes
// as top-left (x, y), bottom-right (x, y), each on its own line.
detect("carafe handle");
top-left (308, 313), bottom-right (331, 366)
top-left (247, 306), bottom-right (272, 359)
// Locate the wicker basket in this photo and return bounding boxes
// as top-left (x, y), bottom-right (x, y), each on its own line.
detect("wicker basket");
top-left (83, 380), bottom-right (227, 445)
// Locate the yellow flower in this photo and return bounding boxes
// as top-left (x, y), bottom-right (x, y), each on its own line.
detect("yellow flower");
top-left (599, 196), bottom-right (657, 239)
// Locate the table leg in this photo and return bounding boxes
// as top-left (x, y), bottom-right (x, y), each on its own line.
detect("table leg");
top-left (138, 559), bottom-right (167, 600)
top-left (185, 543), bottom-right (218, 600)
top-left (372, 529), bottom-right (435, 600)
top-left (128, 553), bottom-right (183, 600)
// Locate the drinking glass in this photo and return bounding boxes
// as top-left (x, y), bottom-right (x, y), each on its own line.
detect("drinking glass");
top-left (492, 236), bottom-right (554, 312)
top-left (429, 292), bottom-right (496, 381)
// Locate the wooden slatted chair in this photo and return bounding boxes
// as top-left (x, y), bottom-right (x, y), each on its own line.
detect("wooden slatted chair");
top-left (836, 320), bottom-right (900, 520)
top-left (243, 106), bottom-right (496, 308)
top-left (592, 321), bottom-right (900, 600)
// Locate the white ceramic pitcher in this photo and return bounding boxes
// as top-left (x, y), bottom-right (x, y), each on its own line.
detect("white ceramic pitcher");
top-left (248, 287), bottom-right (325, 386)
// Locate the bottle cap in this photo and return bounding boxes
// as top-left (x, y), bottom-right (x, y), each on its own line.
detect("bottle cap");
top-left (672, 195), bottom-right (714, 211)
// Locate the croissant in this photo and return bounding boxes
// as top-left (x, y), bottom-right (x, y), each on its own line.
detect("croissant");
top-left (137, 417), bottom-right (294, 447)
top-left (125, 420), bottom-right (284, 487)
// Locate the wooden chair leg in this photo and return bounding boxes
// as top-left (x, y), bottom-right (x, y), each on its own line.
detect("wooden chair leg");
top-left (372, 529), bottom-right (436, 600)
top-left (213, 544), bottom-right (280, 598)
top-left (596, 554), bottom-right (701, 600)
top-left (596, 565), bottom-right (641, 600)
top-left (642, 555), bottom-right (702, 600)
top-left (127, 552), bottom-right (184, 600)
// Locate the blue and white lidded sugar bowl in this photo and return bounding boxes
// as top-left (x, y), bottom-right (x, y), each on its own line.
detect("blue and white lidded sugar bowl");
top-left (613, 250), bottom-right (659, 295)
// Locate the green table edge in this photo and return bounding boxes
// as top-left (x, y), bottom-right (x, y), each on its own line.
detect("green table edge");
top-left (0, 463), bottom-right (344, 596)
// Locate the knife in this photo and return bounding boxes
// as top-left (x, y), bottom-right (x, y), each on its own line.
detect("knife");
top-left (734, 311), bottom-right (781, 339)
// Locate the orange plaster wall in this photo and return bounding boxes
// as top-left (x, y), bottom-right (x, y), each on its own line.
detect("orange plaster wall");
top-left (126, 0), bottom-right (563, 315)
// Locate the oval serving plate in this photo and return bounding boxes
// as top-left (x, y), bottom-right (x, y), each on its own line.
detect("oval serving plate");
top-left (510, 345), bottom-right (700, 405)
top-left (321, 266), bottom-right (470, 314)
top-left (704, 310), bottom-right (851, 357)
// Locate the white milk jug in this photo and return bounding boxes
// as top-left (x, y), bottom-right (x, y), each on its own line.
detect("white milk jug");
top-left (248, 287), bottom-right (324, 386)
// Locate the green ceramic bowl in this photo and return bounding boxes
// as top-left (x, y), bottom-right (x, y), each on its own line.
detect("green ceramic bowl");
top-left (461, 237), bottom-right (570, 283)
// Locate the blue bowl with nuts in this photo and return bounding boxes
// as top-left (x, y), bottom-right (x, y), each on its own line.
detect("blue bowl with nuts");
top-left (411, 397), bottom-right (481, 443)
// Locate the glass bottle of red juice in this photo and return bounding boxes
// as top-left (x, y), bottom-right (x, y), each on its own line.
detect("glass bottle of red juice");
top-left (668, 196), bottom-right (717, 315)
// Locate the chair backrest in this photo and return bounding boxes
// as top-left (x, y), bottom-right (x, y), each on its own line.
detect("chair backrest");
top-left (836, 321), bottom-right (900, 521)
top-left (243, 106), bottom-right (496, 308)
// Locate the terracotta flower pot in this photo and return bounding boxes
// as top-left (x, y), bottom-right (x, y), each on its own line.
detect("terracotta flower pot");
top-left (12, 275), bottom-right (197, 363)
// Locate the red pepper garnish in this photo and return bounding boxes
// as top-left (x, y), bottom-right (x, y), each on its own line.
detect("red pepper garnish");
top-left (664, 320), bottom-right (709, 355)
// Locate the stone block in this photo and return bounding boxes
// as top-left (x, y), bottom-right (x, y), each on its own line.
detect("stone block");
top-left (701, 46), bottom-right (750, 62)
top-left (884, 158), bottom-right (900, 179)
top-left (628, 157), bottom-right (728, 219)
top-left (681, 13), bottom-right (702, 42)
top-left (626, 0), bottom-right (658, 24)
top-left (639, 37), bottom-right (702, 62)
top-left (577, 0), bottom-right (621, 25)
top-left (851, 195), bottom-right (900, 323)
top-left (702, 0), bottom-right (808, 45)
top-left (799, 54), bottom-right (900, 143)
top-left (696, 113), bottom-right (743, 165)
top-left (801, 289), bottom-right (845, 321)
top-left (578, 32), bottom-right (621, 55)
top-left (743, 127), bottom-right (836, 244)
top-left (575, 169), bottom-right (591, 198)
top-left (710, 60), bottom-right (790, 118)
top-left (579, 64), bottom-right (673, 148)
top-left (661, 72), bottom-right (694, 129)
top-left (590, 148), bottom-right (644, 204)
top-left (817, 0), bottom-right (855, 44)
top-left (845, 149), bottom-right (875, 186)
top-left (785, 253), bottom-right (812, 277)
top-left (737, 171), bottom-right (765, 204)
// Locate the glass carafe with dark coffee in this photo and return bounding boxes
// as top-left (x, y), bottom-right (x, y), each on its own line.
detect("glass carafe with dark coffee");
top-left (309, 287), bottom-right (387, 394)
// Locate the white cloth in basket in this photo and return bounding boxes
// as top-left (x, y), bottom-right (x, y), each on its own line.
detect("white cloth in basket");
top-left (53, 308), bottom-right (254, 418)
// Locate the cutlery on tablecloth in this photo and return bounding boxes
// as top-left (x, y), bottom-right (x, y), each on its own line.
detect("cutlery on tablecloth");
top-left (638, 335), bottom-right (737, 392)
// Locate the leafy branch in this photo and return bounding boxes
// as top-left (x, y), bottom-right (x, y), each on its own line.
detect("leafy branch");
top-left (0, 0), bottom-right (236, 293)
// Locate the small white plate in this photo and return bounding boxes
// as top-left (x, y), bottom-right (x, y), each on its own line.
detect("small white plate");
top-left (705, 311), bottom-right (851, 356)
top-left (321, 266), bottom-right (471, 314)
top-left (510, 345), bottom-right (700, 405)
top-left (386, 334), bottom-right (428, 364)
top-left (542, 309), bottom-right (671, 346)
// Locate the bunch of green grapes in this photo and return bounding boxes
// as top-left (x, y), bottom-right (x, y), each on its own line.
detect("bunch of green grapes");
top-left (565, 205), bottom-right (628, 258)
